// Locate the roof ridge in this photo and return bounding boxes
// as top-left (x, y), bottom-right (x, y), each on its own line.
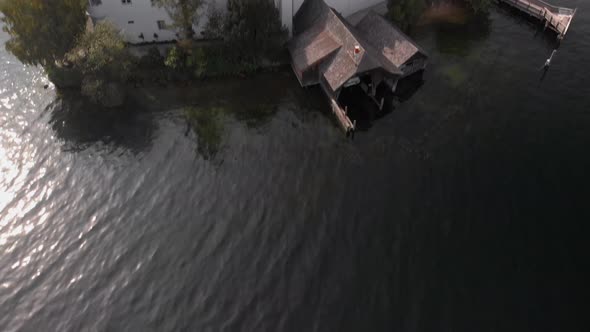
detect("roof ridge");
top-left (331, 8), bottom-right (402, 75)
top-left (358, 11), bottom-right (429, 57)
top-left (327, 8), bottom-right (363, 56)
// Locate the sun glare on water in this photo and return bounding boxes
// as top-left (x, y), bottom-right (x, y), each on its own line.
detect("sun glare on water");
top-left (0, 130), bottom-right (49, 252)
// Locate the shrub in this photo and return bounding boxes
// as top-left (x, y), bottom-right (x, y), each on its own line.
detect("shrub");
top-left (139, 47), bottom-right (165, 68)
top-left (465, 0), bottom-right (493, 13)
top-left (67, 22), bottom-right (134, 107)
top-left (387, 0), bottom-right (427, 32)
top-left (67, 22), bottom-right (133, 81)
top-left (45, 65), bottom-right (83, 89)
top-left (224, 0), bottom-right (288, 66)
top-left (164, 46), bottom-right (186, 70)
top-left (201, 4), bottom-right (225, 39)
top-left (163, 0), bottom-right (288, 79)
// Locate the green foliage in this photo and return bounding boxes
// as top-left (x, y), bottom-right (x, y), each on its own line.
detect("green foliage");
top-left (225, 0), bottom-right (288, 66)
top-left (387, 0), bottom-right (427, 32)
top-left (164, 44), bottom-right (241, 78)
top-left (164, 46), bottom-right (186, 69)
top-left (45, 64), bottom-right (83, 88)
top-left (80, 77), bottom-right (105, 102)
top-left (185, 106), bottom-right (224, 159)
top-left (68, 22), bottom-right (132, 80)
top-left (153, 0), bottom-right (204, 39)
top-left (186, 46), bottom-right (208, 77)
top-left (0, 0), bottom-right (88, 66)
top-left (138, 47), bottom-right (165, 68)
top-left (67, 22), bottom-right (134, 106)
top-left (149, 0), bottom-right (288, 80)
top-left (464, 0), bottom-right (492, 13)
top-left (164, 0), bottom-right (288, 79)
top-left (201, 4), bottom-right (224, 39)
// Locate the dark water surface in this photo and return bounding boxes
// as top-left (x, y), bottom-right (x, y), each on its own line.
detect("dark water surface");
top-left (1, 2), bottom-right (590, 331)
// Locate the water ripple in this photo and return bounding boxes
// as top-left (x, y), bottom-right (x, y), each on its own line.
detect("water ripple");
top-left (1, 6), bottom-right (590, 331)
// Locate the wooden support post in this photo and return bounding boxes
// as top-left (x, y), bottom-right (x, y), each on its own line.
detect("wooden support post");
top-left (391, 79), bottom-right (398, 94)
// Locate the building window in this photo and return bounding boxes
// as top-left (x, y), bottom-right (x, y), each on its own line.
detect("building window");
top-left (157, 20), bottom-right (167, 30)
top-left (121, 0), bottom-right (131, 4)
top-left (128, 21), bottom-right (134, 24)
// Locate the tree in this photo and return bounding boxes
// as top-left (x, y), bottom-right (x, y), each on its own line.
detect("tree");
top-left (68, 22), bottom-right (131, 78)
top-left (153, 0), bottom-right (204, 40)
top-left (387, 0), bottom-right (426, 32)
top-left (0, 0), bottom-right (88, 66)
top-left (465, 0), bottom-right (493, 13)
top-left (224, 0), bottom-right (288, 65)
top-left (201, 3), bottom-right (225, 39)
top-left (67, 22), bottom-right (134, 107)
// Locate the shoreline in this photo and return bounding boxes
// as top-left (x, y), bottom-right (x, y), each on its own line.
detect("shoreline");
top-left (418, 3), bottom-right (471, 25)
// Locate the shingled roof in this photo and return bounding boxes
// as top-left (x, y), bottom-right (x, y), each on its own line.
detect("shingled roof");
top-left (288, 26), bottom-right (341, 76)
top-left (354, 11), bottom-right (428, 67)
top-left (288, 0), bottom-right (427, 93)
top-left (292, 0), bottom-right (331, 35)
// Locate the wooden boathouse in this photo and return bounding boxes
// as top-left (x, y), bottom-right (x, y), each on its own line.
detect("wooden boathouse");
top-left (497, 0), bottom-right (577, 39)
top-left (287, 0), bottom-right (428, 135)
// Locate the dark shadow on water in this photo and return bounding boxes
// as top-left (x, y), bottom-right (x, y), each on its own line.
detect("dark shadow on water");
top-left (429, 12), bottom-right (492, 56)
top-left (538, 65), bottom-right (550, 83)
top-left (339, 73), bottom-right (425, 132)
top-left (47, 91), bottom-right (156, 153)
top-left (183, 101), bottom-right (285, 160)
top-left (496, 2), bottom-right (562, 47)
top-left (339, 86), bottom-right (381, 132)
top-left (176, 71), bottom-right (323, 160)
top-left (394, 71), bottom-right (426, 102)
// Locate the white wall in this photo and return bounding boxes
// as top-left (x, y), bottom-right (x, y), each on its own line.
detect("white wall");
top-left (88, 0), bottom-right (383, 44)
top-left (88, 0), bottom-right (227, 44)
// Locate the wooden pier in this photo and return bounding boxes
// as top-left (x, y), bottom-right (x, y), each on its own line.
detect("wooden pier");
top-left (498, 0), bottom-right (577, 39)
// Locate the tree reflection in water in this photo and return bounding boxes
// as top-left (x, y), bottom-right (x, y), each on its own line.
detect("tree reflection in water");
top-left (185, 106), bottom-right (224, 160)
top-left (47, 91), bottom-right (156, 153)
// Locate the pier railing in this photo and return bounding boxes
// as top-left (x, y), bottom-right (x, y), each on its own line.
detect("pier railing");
top-left (499, 0), bottom-right (576, 37)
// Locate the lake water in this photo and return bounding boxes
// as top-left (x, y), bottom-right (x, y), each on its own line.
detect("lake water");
top-left (1, 2), bottom-right (589, 331)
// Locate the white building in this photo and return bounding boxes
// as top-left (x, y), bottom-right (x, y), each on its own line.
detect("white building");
top-left (87, 0), bottom-right (385, 44)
